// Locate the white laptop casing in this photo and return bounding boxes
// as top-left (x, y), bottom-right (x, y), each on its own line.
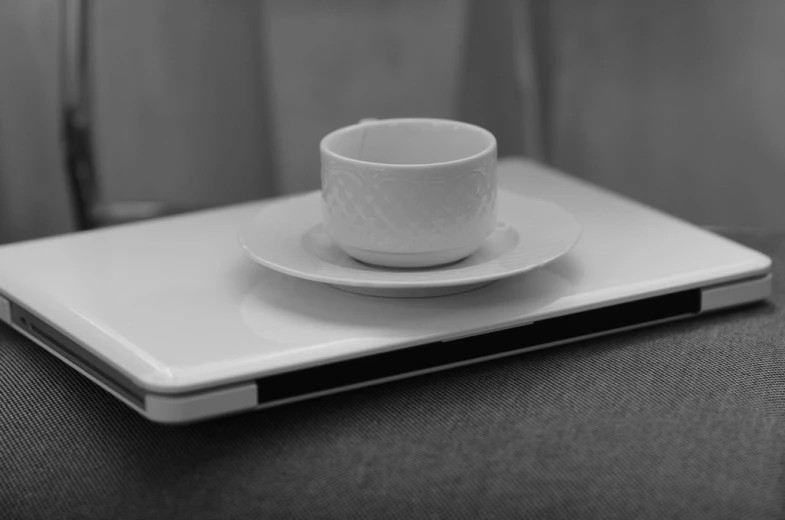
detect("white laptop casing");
top-left (0, 159), bottom-right (772, 422)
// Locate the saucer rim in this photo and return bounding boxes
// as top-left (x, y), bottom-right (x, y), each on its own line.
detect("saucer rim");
top-left (238, 190), bottom-right (582, 289)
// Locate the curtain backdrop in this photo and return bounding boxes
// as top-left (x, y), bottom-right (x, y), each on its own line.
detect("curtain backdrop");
top-left (3, 0), bottom-right (785, 243)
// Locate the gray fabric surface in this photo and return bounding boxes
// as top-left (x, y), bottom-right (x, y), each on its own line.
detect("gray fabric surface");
top-left (1, 229), bottom-right (784, 519)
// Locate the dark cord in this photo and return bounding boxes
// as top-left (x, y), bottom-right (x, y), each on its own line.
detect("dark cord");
top-left (60, 0), bottom-right (98, 231)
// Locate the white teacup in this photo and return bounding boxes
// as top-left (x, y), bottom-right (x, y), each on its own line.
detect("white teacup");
top-left (320, 118), bottom-right (497, 268)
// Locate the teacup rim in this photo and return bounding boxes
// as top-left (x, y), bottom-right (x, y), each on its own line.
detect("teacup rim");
top-left (320, 117), bottom-right (497, 169)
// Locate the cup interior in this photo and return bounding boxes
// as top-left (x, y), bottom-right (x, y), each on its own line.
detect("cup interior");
top-left (322, 119), bottom-right (495, 166)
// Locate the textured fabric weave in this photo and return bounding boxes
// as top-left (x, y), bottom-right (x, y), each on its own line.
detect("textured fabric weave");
top-left (1, 230), bottom-right (784, 519)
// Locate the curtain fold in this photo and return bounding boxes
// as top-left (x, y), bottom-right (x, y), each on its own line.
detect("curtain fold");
top-left (0, 0), bottom-right (75, 243)
top-left (0, 0), bottom-right (276, 243)
top-left (499, 0), bottom-right (785, 228)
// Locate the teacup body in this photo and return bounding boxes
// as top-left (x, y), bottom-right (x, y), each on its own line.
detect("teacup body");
top-left (320, 118), bottom-right (497, 268)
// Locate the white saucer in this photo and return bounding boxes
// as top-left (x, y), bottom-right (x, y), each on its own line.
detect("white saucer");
top-left (239, 190), bottom-right (581, 297)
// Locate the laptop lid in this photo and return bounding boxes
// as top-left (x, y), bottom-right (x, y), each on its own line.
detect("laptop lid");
top-left (0, 159), bottom-right (772, 422)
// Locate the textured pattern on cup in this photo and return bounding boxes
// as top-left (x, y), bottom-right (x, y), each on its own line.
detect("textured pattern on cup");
top-left (320, 119), bottom-right (497, 257)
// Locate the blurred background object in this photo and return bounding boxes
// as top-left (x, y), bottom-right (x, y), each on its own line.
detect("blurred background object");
top-left (60, 0), bottom-right (98, 230)
top-left (1, 0), bottom-right (784, 244)
top-left (0, 0), bottom-right (76, 243)
top-left (91, 0), bottom-right (276, 226)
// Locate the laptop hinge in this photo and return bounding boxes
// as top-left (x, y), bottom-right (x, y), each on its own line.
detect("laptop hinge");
top-left (146, 385), bottom-right (258, 424)
top-left (701, 274), bottom-right (772, 312)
